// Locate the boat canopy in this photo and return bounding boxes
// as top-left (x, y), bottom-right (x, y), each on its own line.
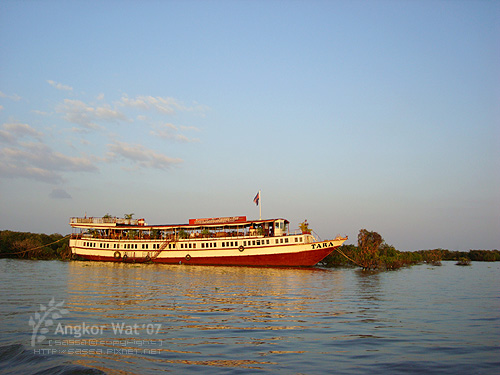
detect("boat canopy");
top-left (70, 216), bottom-right (289, 231)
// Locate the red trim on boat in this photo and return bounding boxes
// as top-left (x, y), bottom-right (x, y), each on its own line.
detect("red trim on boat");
top-left (75, 246), bottom-right (339, 267)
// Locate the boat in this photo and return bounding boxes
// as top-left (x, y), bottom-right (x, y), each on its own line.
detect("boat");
top-left (69, 215), bottom-right (347, 267)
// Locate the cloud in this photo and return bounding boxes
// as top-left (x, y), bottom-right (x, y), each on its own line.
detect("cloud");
top-left (57, 99), bottom-right (128, 129)
top-left (150, 123), bottom-right (200, 143)
top-left (179, 125), bottom-right (200, 132)
top-left (0, 141), bottom-right (98, 183)
top-left (0, 91), bottom-right (21, 101)
top-left (0, 122), bottom-right (43, 144)
top-left (47, 80), bottom-right (73, 91)
top-left (119, 95), bottom-right (208, 115)
top-left (49, 188), bottom-right (72, 199)
top-left (107, 141), bottom-right (182, 170)
top-left (32, 110), bottom-right (50, 116)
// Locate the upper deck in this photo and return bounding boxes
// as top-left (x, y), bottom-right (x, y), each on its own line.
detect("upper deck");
top-left (70, 216), bottom-right (290, 234)
top-left (70, 217), bottom-right (146, 228)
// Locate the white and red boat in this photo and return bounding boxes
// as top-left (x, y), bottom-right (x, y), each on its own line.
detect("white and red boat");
top-left (69, 215), bottom-right (347, 267)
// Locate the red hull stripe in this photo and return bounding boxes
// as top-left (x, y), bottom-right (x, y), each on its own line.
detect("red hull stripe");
top-left (77, 246), bottom-right (339, 267)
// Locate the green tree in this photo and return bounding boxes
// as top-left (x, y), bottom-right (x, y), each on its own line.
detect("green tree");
top-left (356, 229), bottom-right (383, 269)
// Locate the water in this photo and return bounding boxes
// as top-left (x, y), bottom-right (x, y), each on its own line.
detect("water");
top-left (0, 259), bottom-right (498, 374)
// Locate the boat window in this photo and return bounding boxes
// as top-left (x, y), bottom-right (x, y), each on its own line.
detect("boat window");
top-left (285, 238), bottom-right (288, 243)
top-left (257, 240), bottom-right (260, 245)
top-left (222, 242), bottom-right (225, 247)
top-left (193, 244), bottom-right (196, 249)
top-left (235, 241), bottom-right (238, 246)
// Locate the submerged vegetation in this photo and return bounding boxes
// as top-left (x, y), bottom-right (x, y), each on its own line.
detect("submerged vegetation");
top-left (320, 229), bottom-right (500, 270)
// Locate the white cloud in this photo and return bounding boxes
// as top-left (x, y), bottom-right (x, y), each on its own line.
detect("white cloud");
top-left (32, 110), bottom-right (50, 116)
top-left (0, 122), bottom-right (43, 144)
top-left (0, 91), bottom-right (21, 101)
top-left (107, 141), bottom-right (182, 170)
top-left (57, 99), bottom-right (128, 129)
top-left (49, 188), bottom-right (72, 199)
top-left (47, 80), bottom-right (73, 91)
top-left (180, 125), bottom-right (200, 132)
top-left (0, 141), bottom-right (98, 183)
top-left (150, 123), bottom-right (200, 143)
top-left (119, 95), bottom-right (208, 115)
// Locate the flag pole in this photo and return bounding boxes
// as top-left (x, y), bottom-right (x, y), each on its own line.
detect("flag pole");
top-left (259, 190), bottom-right (262, 220)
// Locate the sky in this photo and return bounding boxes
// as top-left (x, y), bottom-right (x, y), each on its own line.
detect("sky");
top-left (0, 0), bottom-right (498, 251)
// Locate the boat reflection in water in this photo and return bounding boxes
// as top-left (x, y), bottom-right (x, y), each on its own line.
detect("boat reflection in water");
top-left (63, 261), bottom-right (347, 372)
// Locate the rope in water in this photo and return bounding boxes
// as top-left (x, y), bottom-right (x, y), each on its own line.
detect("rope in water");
top-left (6, 235), bottom-right (71, 255)
top-left (333, 245), bottom-right (364, 268)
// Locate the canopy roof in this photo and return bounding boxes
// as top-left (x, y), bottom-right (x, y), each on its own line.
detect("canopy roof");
top-left (70, 216), bottom-right (289, 231)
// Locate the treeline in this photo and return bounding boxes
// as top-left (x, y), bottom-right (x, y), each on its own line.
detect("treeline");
top-left (320, 229), bottom-right (499, 270)
top-left (0, 230), bottom-right (71, 260)
top-left (1, 229), bottom-right (498, 266)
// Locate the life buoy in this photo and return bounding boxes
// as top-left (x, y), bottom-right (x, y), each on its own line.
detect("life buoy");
top-left (185, 254), bottom-right (191, 261)
top-left (145, 255), bottom-right (151, 261)
top-left (71, 253), bottom-right (78, 260)
top-left (238, 246), bottom-right (244, 252)
top-left (122, 254), bottom-right (128, 261)
top-left (114, 251), bottom-right (121, 259)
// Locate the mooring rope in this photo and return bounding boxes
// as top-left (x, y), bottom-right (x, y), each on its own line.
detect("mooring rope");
top-left (333, 245), bottom-right (364, 268)
top-left (6, 235), bottom-right (71, 255)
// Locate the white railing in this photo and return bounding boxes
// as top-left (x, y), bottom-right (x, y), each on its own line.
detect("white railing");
top-left (70, 217), bottom-right (140, 225)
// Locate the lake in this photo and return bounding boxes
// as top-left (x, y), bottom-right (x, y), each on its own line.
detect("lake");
top-left (0, 259), bottom-right (498, 374)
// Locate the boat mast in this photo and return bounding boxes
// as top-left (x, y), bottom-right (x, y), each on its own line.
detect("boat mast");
top-left (254, 190), bottom-right (262, 220)
top-left (259, 190), bottom-right (262, 220)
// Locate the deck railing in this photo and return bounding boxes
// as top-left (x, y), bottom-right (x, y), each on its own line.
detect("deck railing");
top-left (70, 217), bottom-right (140, 225)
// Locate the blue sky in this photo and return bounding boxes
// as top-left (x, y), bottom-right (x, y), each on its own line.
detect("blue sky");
top-left (1, 0), bottom-right (498, 251)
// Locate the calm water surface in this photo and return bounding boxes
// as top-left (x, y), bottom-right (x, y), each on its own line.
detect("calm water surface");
top-left (0, 259), bottom-right (498, 374)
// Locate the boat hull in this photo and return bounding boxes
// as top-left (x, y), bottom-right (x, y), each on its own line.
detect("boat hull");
top-left (70, 239), bottom-right (346, 267)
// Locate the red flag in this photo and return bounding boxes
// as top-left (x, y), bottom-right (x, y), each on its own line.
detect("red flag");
top-left (253, 192), bottom-right (260, 206)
